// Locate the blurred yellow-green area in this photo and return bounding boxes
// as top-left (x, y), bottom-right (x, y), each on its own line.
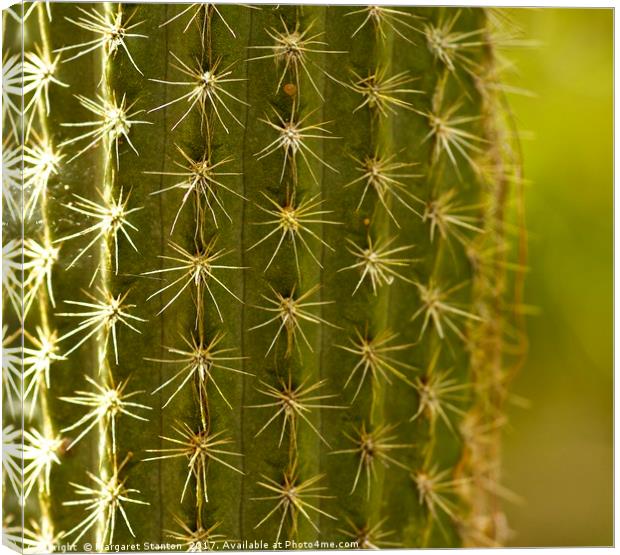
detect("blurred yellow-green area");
top-left (502, 8), bottom-right (613, 547)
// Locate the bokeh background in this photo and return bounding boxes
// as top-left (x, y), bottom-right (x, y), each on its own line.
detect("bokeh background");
top-left (501, 8), bottom-right (613, 547)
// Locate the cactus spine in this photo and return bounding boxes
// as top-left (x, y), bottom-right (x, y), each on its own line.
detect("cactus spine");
top-left (3, 3), bottom-right (526, 551)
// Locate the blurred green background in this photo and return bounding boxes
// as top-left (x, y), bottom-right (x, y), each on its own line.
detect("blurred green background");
top-left (502, 8), bottom-right (613, 547)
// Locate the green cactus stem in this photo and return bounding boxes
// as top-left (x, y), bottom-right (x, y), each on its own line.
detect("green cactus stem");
top-left (2, 3), bottom-right (526, 551)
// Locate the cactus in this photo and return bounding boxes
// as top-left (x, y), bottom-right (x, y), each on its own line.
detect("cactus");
top-left (2, 2), bottom-right (526, 551)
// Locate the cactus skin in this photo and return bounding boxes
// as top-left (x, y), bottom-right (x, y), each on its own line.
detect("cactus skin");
top-left (2, 3), bottom-right (526, 551)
